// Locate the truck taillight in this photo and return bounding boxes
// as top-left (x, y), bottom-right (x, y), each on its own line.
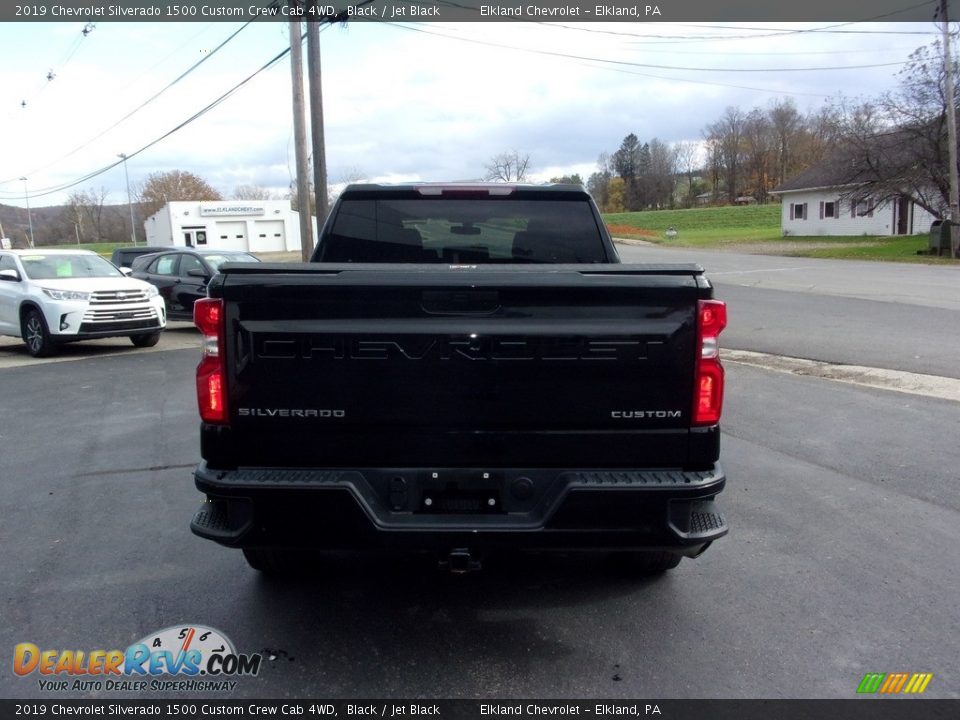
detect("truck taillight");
top-left (194, 298), bottom-right (227, 424)
top-left (693, 299), bottom-right (727, 426)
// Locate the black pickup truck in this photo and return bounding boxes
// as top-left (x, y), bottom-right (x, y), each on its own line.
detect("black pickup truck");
top-left (190, 183), bottom-right (728, 574)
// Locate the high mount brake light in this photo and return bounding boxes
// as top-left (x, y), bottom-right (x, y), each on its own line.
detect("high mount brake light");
top-left (194, 298), bottom-right (227, 424)
top-left (693, 299), bottom-right (727, 426)
top-left (415, 185), bottom-right (516, 196)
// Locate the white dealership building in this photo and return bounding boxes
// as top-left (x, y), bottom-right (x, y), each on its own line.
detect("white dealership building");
top-left (143, 200), bottom-right (311, 253)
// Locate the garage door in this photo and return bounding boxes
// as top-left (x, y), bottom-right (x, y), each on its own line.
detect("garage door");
top-left (215, 222), bottom-right (248, 251)
top-left (252, 220), bottom-right (286, 252)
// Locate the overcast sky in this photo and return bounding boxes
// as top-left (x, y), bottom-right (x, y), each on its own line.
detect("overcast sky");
top-left (0, 17), bottom-right (945, 209)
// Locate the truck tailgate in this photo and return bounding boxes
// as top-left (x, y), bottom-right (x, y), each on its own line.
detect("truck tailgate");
top-left (207, 263), bottom-right (711, 469)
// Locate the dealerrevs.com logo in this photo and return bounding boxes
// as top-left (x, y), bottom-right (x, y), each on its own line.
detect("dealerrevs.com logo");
top-left (14, 625), bottom-right (261, 692)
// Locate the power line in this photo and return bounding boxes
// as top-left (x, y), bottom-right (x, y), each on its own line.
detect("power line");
top-left (3, 11), bottom-right (353, 201)
top-left (428, 0), bottom-right (936, 43)
top-left (7, 45), bottom-right (292, 200)
top-left (0, 21), bottom-right (254, 186)
top-left (8, 22), bottom-right (97, 116)
top-left (387, 22), bottom-right (911, 73)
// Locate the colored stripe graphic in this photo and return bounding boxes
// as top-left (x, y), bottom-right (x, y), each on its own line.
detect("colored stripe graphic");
top-left (880, 673), bottom-right (909, 694)
top-left (857, 673), bottom-right (885, 694)
top-left (858, 672), bottom-right (933, 694)
top-left (904, 673), bottom-right (934, 694)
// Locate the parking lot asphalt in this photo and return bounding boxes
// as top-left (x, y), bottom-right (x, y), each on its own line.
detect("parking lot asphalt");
top-left (0, 322), bottom-right (199, 370)
top-left (0, 349), bottom-right (957, 699)
top-left (1, 252), bottom-right (958, 700)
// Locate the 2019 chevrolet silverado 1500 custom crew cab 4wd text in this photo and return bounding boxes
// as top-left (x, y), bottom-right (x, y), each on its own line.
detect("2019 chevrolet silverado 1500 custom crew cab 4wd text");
top-left (0, 249), bottom-right (166, 357)
top-left (190, 183), bottom-right (728, 574)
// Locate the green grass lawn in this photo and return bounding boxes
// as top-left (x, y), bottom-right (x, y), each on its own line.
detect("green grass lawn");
top-left (603, 205), bottom-right (782, 244)
top-left (35, 242), bottom-right (127, 258)
top-left (603, 205), bottom-right (954, 262)
top-left (787, 235), bottom-right (956, 262)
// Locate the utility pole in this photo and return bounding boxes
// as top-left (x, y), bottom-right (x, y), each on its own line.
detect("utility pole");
top-left (118, 153), bottom-right (137, 245)
top-left (940, 0), bottom-right (959, 258)
top-left (307, 0), bottom-right (329, 238)
top-left (18, 177), bottom-right (34, 248)
top-left (289, 4), bottom-right (313, 262)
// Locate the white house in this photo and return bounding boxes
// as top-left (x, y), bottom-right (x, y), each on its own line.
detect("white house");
top-left (143, 200), bottom-right (311, 252)
top-left (770, 165), bottom-right (938, 237)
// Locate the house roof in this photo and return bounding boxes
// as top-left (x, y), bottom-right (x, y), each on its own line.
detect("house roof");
top-left (770, 165), bottom-right (854, 194)
top-left (771, 128), bottom-right (924, 194)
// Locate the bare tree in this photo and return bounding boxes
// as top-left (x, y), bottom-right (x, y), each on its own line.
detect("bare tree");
top-left (138, 170), bottom-right (222, 218)
top-left (743, 109), bottom-right (774, 203)
top-left (705, 107), bottom-right (747, 204)
top-left (768, 98), bottom-right (803, 187)
top-left (827, 42), bottom-right (959, 222)
top-left (63, 187), bottom-right (110, 240)
top-left (62, 191), bottom-right (87, 242)
top-left (648, 138), bottom-right (677, 209)
top-left (327, 166), bottom-right (367, 206)
top-left (232, 184), bottom-right (276, 200)
top-left (673, 141), bottom-right (700, 206)
top-left (288, 181), bottom-right (314, 217)
top-left (484, 150), bottom-right (531, 182)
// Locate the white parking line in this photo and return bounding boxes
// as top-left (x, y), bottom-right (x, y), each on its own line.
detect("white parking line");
top-left (708, 267), bottom-right (816, 276)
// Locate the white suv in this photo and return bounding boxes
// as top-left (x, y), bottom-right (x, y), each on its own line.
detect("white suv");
top-left (0, 249), bottom-right (166, 357)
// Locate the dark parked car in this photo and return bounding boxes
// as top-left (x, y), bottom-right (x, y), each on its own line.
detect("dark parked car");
top-left (110, 246), bottom-right (169, 269)
top-left (131, 248), bottom-right (259, 320)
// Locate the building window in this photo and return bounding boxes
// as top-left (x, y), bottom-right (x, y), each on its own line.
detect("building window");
top-left (824, 201), bottom-right (836, 218)
top-left (855, 199), bottom-right (874, 217)
top-left (793, 203), bottom-right (806, 220)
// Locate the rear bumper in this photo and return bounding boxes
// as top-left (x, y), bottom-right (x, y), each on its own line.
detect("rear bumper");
top-left (192, 462), bottom-right (727, 556)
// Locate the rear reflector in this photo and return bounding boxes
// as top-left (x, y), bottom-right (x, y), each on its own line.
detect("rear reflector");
top-left (194, 298), bottom-right (227, 424)
top-left (693, 299), bottom-right (727, 426)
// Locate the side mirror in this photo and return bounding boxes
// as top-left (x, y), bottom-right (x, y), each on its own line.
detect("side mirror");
top-left (0, 269), bottom-right (20, 282)
top-left (187, 268), bottom-right (211, 280)
top-left (120, 267), bottom-right (133, 276)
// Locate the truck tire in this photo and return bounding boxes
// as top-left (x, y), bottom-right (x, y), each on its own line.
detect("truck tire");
top-left (22, 308), bottom-right (57, 357)
top-left (612, 551), bottom-right (682, 575)
top-left (242, 547), bottom-right (304, 575)
top-left (130, 332), bottom-right (161, 348)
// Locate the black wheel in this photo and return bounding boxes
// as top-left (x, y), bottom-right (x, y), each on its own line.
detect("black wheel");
top-left (610, 551), bottom-right (682, 575)
top-left (22, 308), bottom-right (57, 357)
top-left (130, 332), bottom-right (161, 348)
top-left (242, 547), bottom-right (308, 575)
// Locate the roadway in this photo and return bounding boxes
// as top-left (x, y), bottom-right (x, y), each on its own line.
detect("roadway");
top-left (0, 249), bottom-right (957, 700)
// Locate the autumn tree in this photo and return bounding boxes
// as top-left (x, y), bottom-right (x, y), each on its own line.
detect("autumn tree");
top-left (549, 173), bottom-right (584, 185)
top-left (587, 153), bottom-right (614, 210)
top-left (137, 170), bottom-right (222, 218)
top-left (612, 134), bottom-right (642, 210)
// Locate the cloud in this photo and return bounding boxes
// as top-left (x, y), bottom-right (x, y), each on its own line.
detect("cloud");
top-left (0, 20), bottom-right (936, 208)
